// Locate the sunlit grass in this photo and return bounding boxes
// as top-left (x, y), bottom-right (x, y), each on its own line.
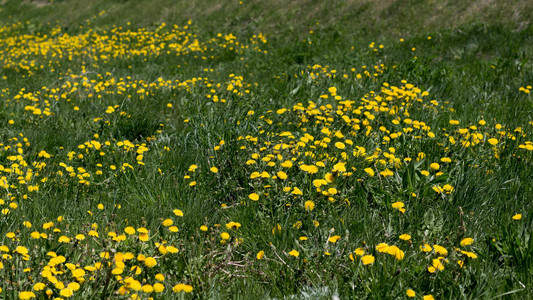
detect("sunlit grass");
top-left (0, 1), bottom-right (532, 299)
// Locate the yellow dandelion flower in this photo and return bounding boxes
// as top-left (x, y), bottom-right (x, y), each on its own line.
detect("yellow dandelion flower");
top-left (460, 238), bottom-right (474, 246)
top-left (166, 246), bottom-right (179, 253)
top-left (429, 163), bottom-right (440, 171)
top-left (173, 283), bottom-right (193, 293)
top-left (153, 283), bottom-right (165, 293)
top-left (361, 255), bottom-right (375, 265)
top-left (291, 187), bottom-right (303, 195)
top-left (33, 283), bottom-right (46, 291)
top-left (335, 142), bottom-right (345, 149)
top-left (289, 250), bottom-right (300, 257)
top-left (312, 179), bottom-right (327, 188)
top-left (281, 160), bottom-right (293, 168)
top-left (249, 193), bottom-right (259, 201)
top-left (139, 233), bottom-right (149, 242)
top-left (144, 257), bottom-right (157, 268)
top-left (488, 138), bottom-right (498, 145)
top-left (387, 245), bottom-right (405, 260)
top-left (19, 291), bottom-right (36, 299)
top-left (460, 250), bottom-right (478, 259)
top-left (433, 244), bottom-right (448, 256)
top-left (364, 167), bottom-right (375, 177)
top-left (72, 268), bottom-right (85, 277)
top-left (333, 162), bottom-right (346, 172)
top-left (406, 289), bottom-right (416, 297)
top-left (420, 244), bottom-right (432, 252)
top-left (276, 171), bottom-right (288, 180)
top-left (124, 226), bottom-right (136, 235)
top-left (391, 202), bottom-right (405, 213)
top-left (58, 236), bottom-right (71, 243)
top-left (15, 246), bottom-right (29, 255)
top-left (399, 234), bottom-right (411, 241)
top-left (375, 243), bottom-right (389, 253)
top-left (304, 200), bottom-right (315, 211)
top-left (155, 273), bottom-right (165, 281)
top-left (59, 288), bottom-right (74, 298)
top-left (226, 222), bottom-right (241, 229)
top-left (68, 282), bottom-right (80, 291)
top-left (141, 284), bottom-right (154, 293)
top-left (328, 235), bottom-right (341, 243)
top-left (430, 258), bottom-right (445, 272)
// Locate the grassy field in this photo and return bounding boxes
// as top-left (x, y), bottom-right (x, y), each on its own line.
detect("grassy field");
top-left (0, 0), bottom-right (533, 299)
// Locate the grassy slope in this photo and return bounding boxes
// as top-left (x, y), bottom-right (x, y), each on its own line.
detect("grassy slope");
top-left (0, 0), bottom-right (533, 299)
top-left (3, 0), bottom-right (531, 125)
top-left (2, 0), bottom-right (532, 37)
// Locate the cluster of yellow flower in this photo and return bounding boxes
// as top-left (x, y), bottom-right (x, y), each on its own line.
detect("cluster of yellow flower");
top-left (211, 80), bottom-right (527, 294)
top-left (1, 205), bottom-right (192, 299)
top-left (0, 21), bottom-right (267, 76)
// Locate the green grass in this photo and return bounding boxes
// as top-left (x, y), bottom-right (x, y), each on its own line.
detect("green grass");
top-left (0, 0), bottom-right (533, 299)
